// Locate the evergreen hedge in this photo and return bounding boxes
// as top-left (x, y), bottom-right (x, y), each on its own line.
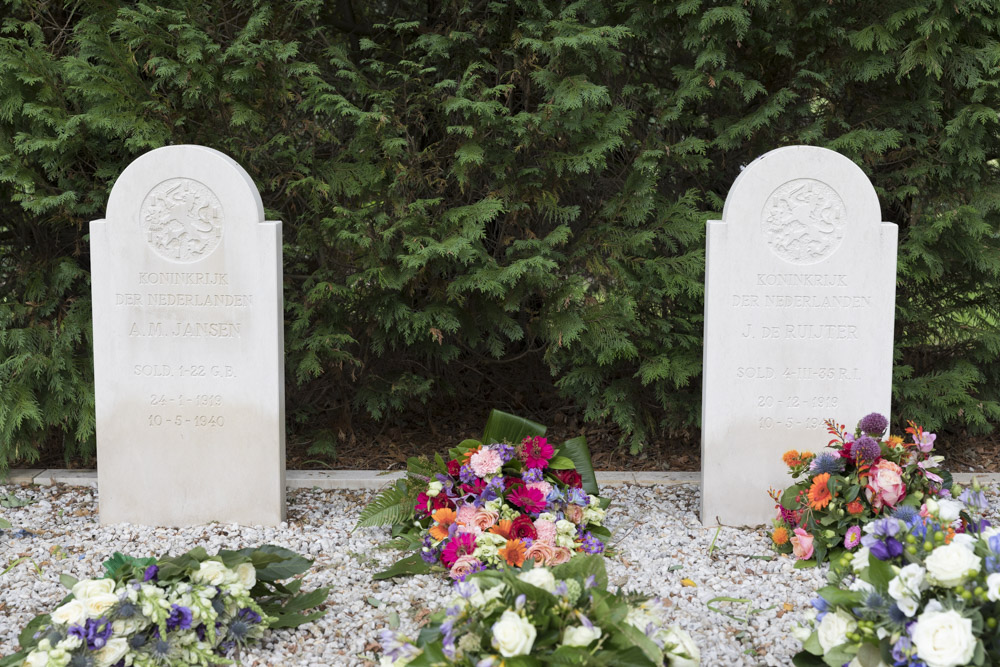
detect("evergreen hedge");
top-left (1, 0), bottom-right (999, 468)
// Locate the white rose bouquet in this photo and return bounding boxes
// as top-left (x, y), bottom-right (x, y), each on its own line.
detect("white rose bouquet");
top-left (0, 546), bottom-right (329, 667)
top-left (379, 555), bottom-right (699, 666)
top-left (793, 480), bottom-right (996, 667)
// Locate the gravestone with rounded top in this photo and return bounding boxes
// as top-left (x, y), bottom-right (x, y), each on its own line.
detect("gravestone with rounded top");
top-left (701, 145), bottom-right (897, 526)
top-left (91, 145), bottom-right (285, 526)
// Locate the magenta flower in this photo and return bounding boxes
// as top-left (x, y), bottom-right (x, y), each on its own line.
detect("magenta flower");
top-left (440, 532), bottom-right (477, 568)
top-left (844, 525), bottom-right (862, 549)
top-left (520, 436), bottom-right (554, 469)
top-left (508, 485), bottom-right (546, 514)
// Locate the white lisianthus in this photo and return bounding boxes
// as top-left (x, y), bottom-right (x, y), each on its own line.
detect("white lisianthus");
top-left (50, 599), bottom-right (88, 626)
top-left (191, 559), bottom-right (236, 586)
top-left (889, 564), bottom-right (926, 602)
top-left (911, 605), bottom-right (975, 667)
top-left (537, 512), bottom-right (557, 522)
top-left (935, 498), bottom-right (964, 523)
top-left (582, 499), bottom-right (606, 524)
top-left (469, 583), bottom-right (505, 608)
top-left (661, 626), bottom-right (700, 667)
top-left (517, 567), bottom-right (557, 593)
top-left (56, 635), bottom-right (83, 651)
top-left (93, 637), bottom-right (130, 667)
top-left (925, 543), bottom-right (981, 587)
top-left (23, 641), bottom-right (52, 667)
top-left (425, 480), bottom-right (443, 497)
top-left (851, 546), bottom-right (871, 573)
top-left (555, 520), bottom-right (577, 536)
top-left (987, 573), bottom-right (1000, 602)
top-left (562, 624), bottom-right (602, 647)
top-left (112, 617), bottom-right (148, 636)
top-left (484, 498), bottom-right (503, 514)
top-left (791, 624), bottom-right (812, 643)
top-left (817, 609), bottom-right (857, 653)
top-left (556, 534), bottom-right (576, 549)
top-left (491, 610), bottom-right (536, 657)
top-left (896, 596), bottom-right (919, 617)
top-left (236, 562), bottom-right (256, 589)
top-left (848, 578), bottom-right (875, 594)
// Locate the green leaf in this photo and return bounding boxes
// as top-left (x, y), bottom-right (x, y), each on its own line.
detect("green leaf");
top-left (793, 650), bottom-right (827, 666)
top-left (546, 455), bottom-right (576, 469)
top-left (59, 573), bottom-right (79, 590)
top-left (388, 611), bottom-right (400, 629)
top-left (560, 436), bottom-right (599, 495)
top-left (551, 554), bottom-right (608, 589)
top-left (101, 552), bottom-right (155, 580)
top-left (481, 409), bottom-right (546, 445)
top-left (354, 479), bottom-right (414, 529)
top-left (373, 554), bottom-right (434, 580)
top-left (817, 586), bottom-right (864, 606)
top-left (793, 559), bottom-right (818, 569)
top-left (267, 610), bottom-right (326, 629)
top-left (866, 555), bottom-right (895, 591)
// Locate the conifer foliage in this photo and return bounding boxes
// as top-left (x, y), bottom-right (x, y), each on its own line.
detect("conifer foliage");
top-left (1, 0), bottom-right (999, 467)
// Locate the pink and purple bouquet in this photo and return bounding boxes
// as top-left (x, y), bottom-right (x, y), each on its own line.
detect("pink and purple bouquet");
top-left (356, 410), bottom-right (609, 580)
top-left (768, 412), bottom-right (951, 564)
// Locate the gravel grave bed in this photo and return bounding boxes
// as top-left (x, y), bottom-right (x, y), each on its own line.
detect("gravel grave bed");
top-left (3, 481), bottom-right (998, 665)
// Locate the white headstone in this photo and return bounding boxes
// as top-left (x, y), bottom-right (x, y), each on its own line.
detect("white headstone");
top-left (702, 146), bottom-right (897, 526)
top-left (91, 145), bottom-right (285, 526)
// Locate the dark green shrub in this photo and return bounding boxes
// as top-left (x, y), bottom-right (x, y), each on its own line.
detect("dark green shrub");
top-left (2, 0), bottom-right (999, 469)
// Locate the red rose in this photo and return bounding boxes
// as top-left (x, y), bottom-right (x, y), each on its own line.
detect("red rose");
top-left (446, 459), bottom-right (462, 477)
top-left (554, 470), bottom-right (583, 488)
top-left (510, 515), bottom-right (538, 541)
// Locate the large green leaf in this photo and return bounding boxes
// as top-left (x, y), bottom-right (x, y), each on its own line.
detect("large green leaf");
top-left (560, 436), bottom-right (598, 495)
top-left (372, 553), bottom-right (434, 580)
top-left (482, 409), bottom-right (546, 445)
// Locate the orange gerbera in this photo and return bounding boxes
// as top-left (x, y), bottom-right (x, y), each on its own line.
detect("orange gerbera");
top-left (490, 519), bottom-right (513, 539)
top-left (429, 507), bottom-right (457, 541)
top-left (771, 526), bottom-right (789, 545)
top-left (807, 473), bottom-right (833, 510)
top-left (782, 450), bottom-right (801, 466)
top-left (499, 539), bottom-right (527, 567)
top-left (846, 500), bottom-right (864, 515)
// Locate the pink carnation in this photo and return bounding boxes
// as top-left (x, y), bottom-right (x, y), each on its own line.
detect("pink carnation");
top-left (527, 481), bottom-right (553, 499)
top-left (456, 503), bottom-right (478, 526)
top-left (533, 519), bottom-right (557, 546)
top-left (469, 448), bottom-right (503, 478)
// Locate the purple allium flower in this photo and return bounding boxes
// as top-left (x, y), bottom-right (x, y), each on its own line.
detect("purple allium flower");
top-left (844, 525), bottom-right (862, 549)
top-left (859, 412), bottom-right (888, 437)
top-left (853, 436), bottom-right (881, 463)
top-left (166, 604), bottom-right (193, 631)
top-left (143, 565), bottom-right (159, 582)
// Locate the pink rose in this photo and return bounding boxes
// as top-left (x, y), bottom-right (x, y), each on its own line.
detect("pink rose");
top-left (549, 546), bottom-right (573, 565)
top-left (865, 459), bottom-right (906, 511)
top-left (564, 504), bottom-right (585, 525)
top-left (471, 509), bottom-right (499, 532)
top-left (533, 519), bottom-right (557, 546)
top-left (449, 555), bottom-right (482, 580)
top-left (524, 542), bottom-right (556, 566)
top-left (791, 528), bottom-right (814, 560)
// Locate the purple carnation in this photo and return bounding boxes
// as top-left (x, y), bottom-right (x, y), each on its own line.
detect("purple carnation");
top-left (853, 436), bottom-right (881, 463)
top-left (859, 412), bottom-right (888, 438)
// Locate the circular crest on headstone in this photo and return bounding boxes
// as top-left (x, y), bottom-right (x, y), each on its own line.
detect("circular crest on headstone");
top-left (141, 178), bottom-right (224, 263)
top-left (760, 179), bottom-right (846, 265)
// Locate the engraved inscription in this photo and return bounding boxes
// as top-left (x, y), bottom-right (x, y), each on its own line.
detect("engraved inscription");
top-left (141, 179), bottom-right (223, 263)
top-left (761, 179), bottom-right (846, 265)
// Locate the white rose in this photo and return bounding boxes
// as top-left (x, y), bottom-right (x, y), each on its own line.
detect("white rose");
top-left (661, 626), bottom-right (700, 667)
top-left (71, 578), bottom-right (116, 602)
top-left (235, 562), bottom-right (256, 589)
top-left (817, 608), bottom-right (857, 653)
top-left (987, 573), bottom-right (1000, 602)
top-left (935, 499), bottom-right (964, 523)
top-left (925, 543), bottom-right (981, 587)
top-left (950, 533), bottom-right (976, 550)
top-left (791, 625), bottom-right (812, 643)
top-left (911, 607), bottom-right (975, 667)
top-left (93, 637), bottom-right (129, 667)
top-left (555, 520), bottom-right (577, 536)
top-left (51, 599), bottom-right (88, 626)
top-left (518, 568), bottom-right (557, 593)
top-left (82, 592), bottom-right (120, 619)
top-left (191, 560), bottom-right (235, 586)
top-left (889, 564), bottom-right (926, 601)
top-left (112, 617), bottom-right (148, 636)
top-left (851, 546), bottom-right (871, 573)
top-left (562, 624), bottom-right (602, 647)
top-left (491, 610), bottom-right (536, 657)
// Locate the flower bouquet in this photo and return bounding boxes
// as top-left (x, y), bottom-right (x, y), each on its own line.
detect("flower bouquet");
top-left (0, 545), bottom-right (329, 667)
top-left (792, 481), bottom-right (994, 667)
top-left (768, 412), bottom-right (951, 564)
top-left (379, 555), bottom-right (700, 666)
top-left (355, 410), bottom-right (609, 580)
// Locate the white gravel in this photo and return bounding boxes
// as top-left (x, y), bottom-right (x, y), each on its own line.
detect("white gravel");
top-left (2, 481), bottom-right (997, 665)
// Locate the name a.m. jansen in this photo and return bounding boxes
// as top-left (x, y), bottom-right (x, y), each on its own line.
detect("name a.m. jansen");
top-left (129, 321), bottom-right (241, 338)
